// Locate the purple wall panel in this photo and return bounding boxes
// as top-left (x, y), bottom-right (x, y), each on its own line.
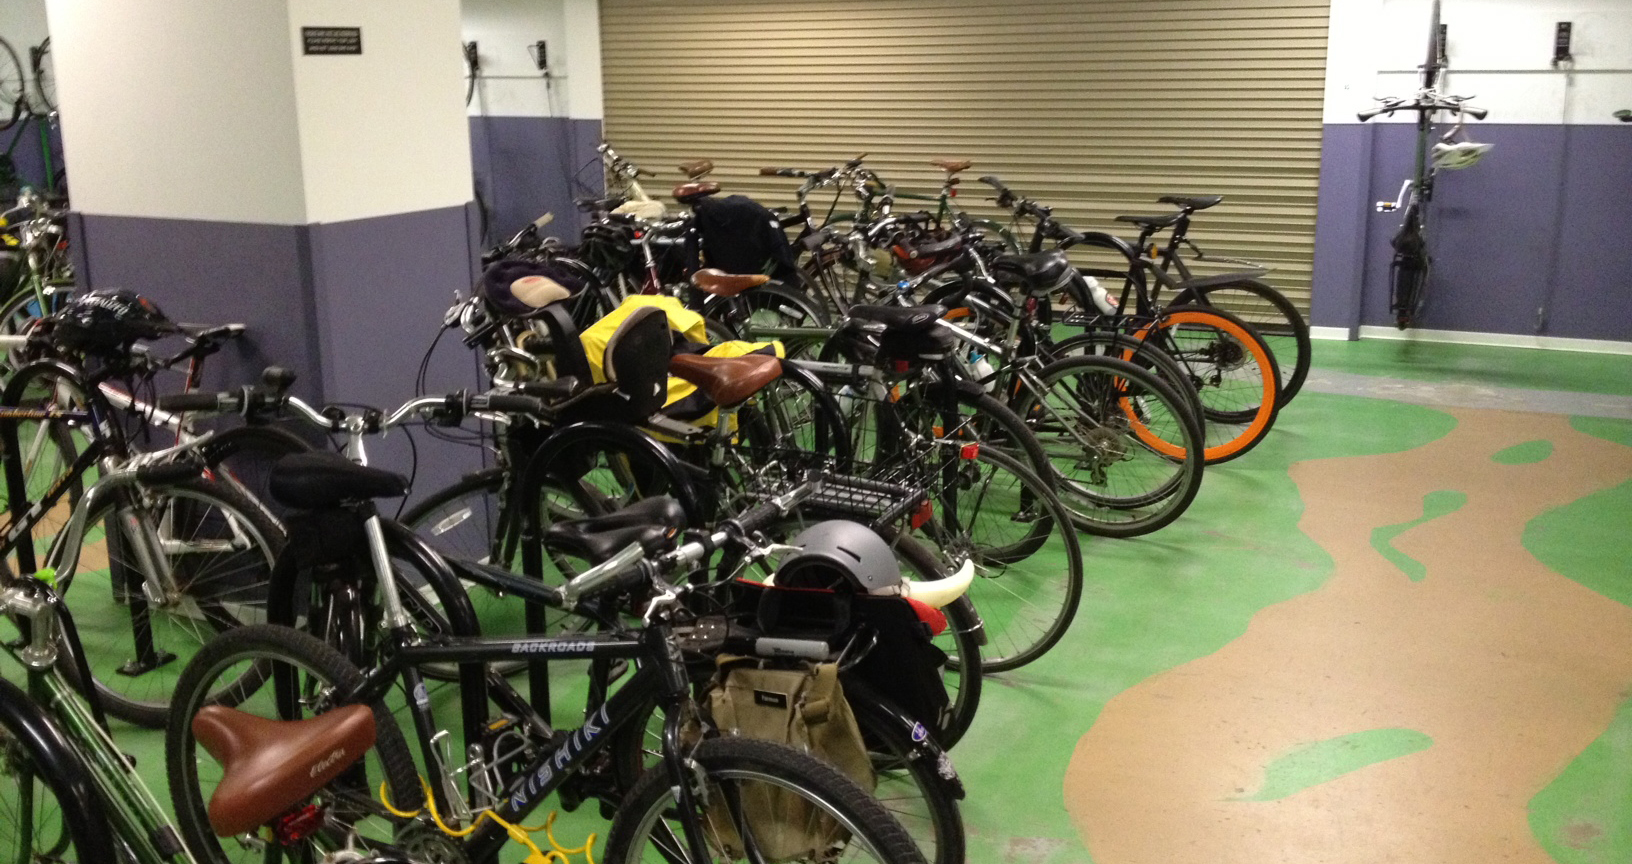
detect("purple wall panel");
top-left (307, 205), bottom-right (487, 497)
top-left (1315, 122), bottom-right (1632, 342)
top-left (1309, 124), bottom-right (1371, 332)
top-left (76, 214), bottom-right (323, 396)
top-left (469, 116), bottom-right (601, 248)
top-left (1544, 126), bottom-right (1632, 341)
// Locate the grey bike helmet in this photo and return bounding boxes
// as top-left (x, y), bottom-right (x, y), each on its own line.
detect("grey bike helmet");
top-left (774, 520), bottom-right (902, 594)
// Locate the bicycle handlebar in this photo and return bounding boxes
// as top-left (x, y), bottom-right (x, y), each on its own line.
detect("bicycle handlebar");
top-left (1359, 97), bottom-right (1488, 122)
top-left (155, 374), bottom-right (547, 431)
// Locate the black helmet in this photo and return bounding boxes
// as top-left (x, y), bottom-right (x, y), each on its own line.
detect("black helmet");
top-left (50, 290), bottom-right (177, 355)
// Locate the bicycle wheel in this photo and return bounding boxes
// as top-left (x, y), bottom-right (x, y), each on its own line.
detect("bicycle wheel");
top-left (0, 38), bottom-right (23, 132)
top-left (1169, 279), bottom-right (1311, 405)
top-left (608, 690), bottom-right (963, 864)
top-left (61, 477), bottom-right (284, 728)
top-left (400, 470), bottom-right (538, 671)
top-left (734, 282), bottom-right (831, 354)
top-left (1134, 305), bottom-right (1280, 464)
top-left (604, 737), bottom-right (926, 864)
top-left (1390, 217), bottom-right (1429, 329)
top-left (1048, 330), bottom-right (1204, 428)
top-left (1013, 354), bottom-right (1206, 538)
top-left (27, 39), bottom-right (52, 116)
top-left (166, 625), bottom-right (421, 864)
top-left (917, 446), bottom-right (1081, 671)
top-left (0, 681), bottom-right (118, 864)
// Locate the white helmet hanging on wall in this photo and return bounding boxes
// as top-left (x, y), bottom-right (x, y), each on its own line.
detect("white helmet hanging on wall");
top-left (49, 289), bottom-right (178, 355)
top-left (1431, 140), bottom-right (1493, 170)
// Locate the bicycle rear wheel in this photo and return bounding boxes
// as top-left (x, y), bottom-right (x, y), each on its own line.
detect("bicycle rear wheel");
top-left (1169, 279), bottom-right (1310, 405)
top-left (1013, 354), bottom-right (1206, 538)
top-left (166, 625), bottom-right (421, 864)
top-left (0, 679), bottom-right (118, 864)
top-left (1133, 305), bottom-right (1280, 464)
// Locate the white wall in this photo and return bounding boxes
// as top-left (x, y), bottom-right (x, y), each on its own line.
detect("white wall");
top-left (0, 0), bottom-right (50, 56)
top-left (44, 0), bottom-right (308, 223)
top-left (460, 0), bottom-right (602, 119)
top-left (287, 0), bottom-right (474, 223)
top-left (1324, 0), bottom-right (1632, 124)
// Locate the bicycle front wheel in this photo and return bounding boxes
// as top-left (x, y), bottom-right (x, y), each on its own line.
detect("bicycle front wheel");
top-left (62, 477), bottom-right (284, 728)
top-left (0, 680), bottom-right (119, 864)
top-left (1015, 354), bottom-right (1206, 538)
top-left (604, 737), bottom-right (927, 864)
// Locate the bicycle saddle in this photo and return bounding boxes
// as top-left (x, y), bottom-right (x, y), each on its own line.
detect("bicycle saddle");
top-left (690, 268), bottom-right (770, 297)
top-left (191, 704), bottom-right (377, 837)
top-left (1156, 195), bottom-right (1222, 211)
top-left (575, 195), bottom-right (626, 213)
top-left (669, 353), bottom-right (782, 407)
top-left (1113, 212), bottom-right (1182, 229)
top-left (849, 304), bottom-right (948, 332)
top-left (269, 451), bottom-right (409, 510)
top-left (678, 159), bottom-right (714, 179)
top-left (543, 496), bottom-right (687, 563)
top-left (930, 158), bottom-right (973, 173)
top-left (673, 181), bottom-right (721, 205)
top-left (992, 251), bottom-right (1073, 293)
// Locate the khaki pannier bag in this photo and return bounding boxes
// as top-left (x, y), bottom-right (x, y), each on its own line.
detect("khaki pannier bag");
top-left (704, 657), bottom-right (875, 861)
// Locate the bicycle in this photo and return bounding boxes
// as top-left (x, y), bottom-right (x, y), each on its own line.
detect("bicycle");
top-left (0, 38), bottom-right (24, 133)
top-left (166, 479), bottom-right (929, 864)
top-left (0, 342), bottom-right (284, 727)
top-left (0, 188), bottom-right (74, 367)
top-left (1101, 194), bottom-right (1312, 404)
top-left (1358, 0), bottom-right (1490, 329)
top-left (0, 574), bottom-right (208, 864)
top-left (978, 175), bottom-right (1283, 464)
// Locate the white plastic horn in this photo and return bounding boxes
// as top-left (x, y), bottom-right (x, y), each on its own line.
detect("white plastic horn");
top-left (898, 558), bottom-right (976, 609)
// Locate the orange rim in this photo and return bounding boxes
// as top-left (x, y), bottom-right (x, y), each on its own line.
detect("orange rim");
top-left (1121, 310), bottom-right (1276, 461)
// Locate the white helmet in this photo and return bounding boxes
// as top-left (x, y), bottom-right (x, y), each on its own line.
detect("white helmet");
top-left (1432, 141), bottom-right (1493, 170)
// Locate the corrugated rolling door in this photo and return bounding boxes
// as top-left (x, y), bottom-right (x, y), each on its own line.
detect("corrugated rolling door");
top-left (600, 0), bottom-right (1330, 314)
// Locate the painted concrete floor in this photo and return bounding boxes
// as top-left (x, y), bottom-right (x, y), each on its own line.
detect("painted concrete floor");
top-left (8, 337), bottom-right (1632, 863)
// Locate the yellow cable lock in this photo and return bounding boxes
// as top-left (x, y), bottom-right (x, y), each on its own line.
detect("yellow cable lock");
top-left (379, 778), bottom-right (598, 864)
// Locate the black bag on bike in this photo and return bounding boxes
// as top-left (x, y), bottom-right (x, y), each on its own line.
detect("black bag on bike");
top-left (848, 594), bottom-right (951, 736)
top-left (692, 195), bottom-right (801, 284)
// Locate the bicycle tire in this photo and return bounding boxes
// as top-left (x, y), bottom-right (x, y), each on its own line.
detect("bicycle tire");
top-left (1013, 353), bottom-right (1206, 538)
top-left (166, 624), bottom-right (421, 864)
top-left (732, 281), bottom-right (832, 358)
top-left (0, 678), bottom-right (118, 864)
top-left (607, 687), bottom-right (964, 864)
top-left (1047, 330), bottom-right (1204, 429)
top-left (1169, 278), bottom-right (1311, 405)
top-left (0, 38), bottom-right (23, 132)
top-left (27, 38), bottom-right (52, 116)
top-left (1132, 305), bottom-right (1280, 464)
top-left (62, 476), bottom-right (285, 728)
top-left (603, 737), bottom-right (927, 864)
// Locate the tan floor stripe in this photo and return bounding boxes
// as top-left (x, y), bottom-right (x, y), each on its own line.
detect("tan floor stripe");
top-left (1064, 408), bottom-right (1632, 864)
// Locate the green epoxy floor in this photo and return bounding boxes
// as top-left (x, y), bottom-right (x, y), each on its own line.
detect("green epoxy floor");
top-left (6, 337), bottom-right (1632, 863)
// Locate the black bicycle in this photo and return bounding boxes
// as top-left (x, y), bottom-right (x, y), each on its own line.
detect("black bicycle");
top-left (1359, 0), bottom-right (1489, 329)
top-left (167, 479), bottom-right (928, 864)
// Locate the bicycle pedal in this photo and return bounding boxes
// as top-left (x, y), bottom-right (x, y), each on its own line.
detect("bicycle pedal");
top-left (117, 651), bottom-right (177, 677)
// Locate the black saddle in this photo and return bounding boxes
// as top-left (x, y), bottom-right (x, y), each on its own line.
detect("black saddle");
top-left (268, 451), bottom-right (408, 510)
top-left (543, 497), bottom-right (687, 564)
top-left (1114, 212), bottom-right (1181, 230)
top-left (992, 251), bottom-right (1073, 293)
top-left (575, 195), bottom-right (627, 213)
top-left (848, 305), bottom-right (947, 332)
top-left (1157, 195), bottom-right (1222, 211)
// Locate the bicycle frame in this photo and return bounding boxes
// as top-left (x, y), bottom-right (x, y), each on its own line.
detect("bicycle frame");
top-left (0, 578), bottom-right (203, 864)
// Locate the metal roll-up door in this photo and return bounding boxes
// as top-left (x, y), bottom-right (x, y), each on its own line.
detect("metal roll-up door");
top-left (601, 0), bottom-right (1330, 313)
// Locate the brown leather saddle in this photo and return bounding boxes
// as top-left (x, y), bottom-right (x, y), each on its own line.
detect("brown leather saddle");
top-left (669, 353), bottom-right (782, 407)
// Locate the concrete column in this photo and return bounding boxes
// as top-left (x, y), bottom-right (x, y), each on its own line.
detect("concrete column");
top-left (45, 0), bottom-right (485, 493)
